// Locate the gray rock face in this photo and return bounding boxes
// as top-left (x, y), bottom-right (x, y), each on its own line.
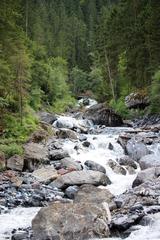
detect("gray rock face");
top-left (24, 143), bottom-right (48, 171)
top-left (126, 139), bottom-right (149, 161)
top-left (49, 149), bottom-right (69, 161)
top-left (132, 168), bottom-right (158, 187)
top-left (118, 156), bottom-right (137, 169)
top-left (125, 92), bottom-right (150, 109)
top-left (56, 128), bottom-right (78, 140)
top-left (83, 103), bottom-right (123, 127)
top-left (108, 159), bottom-right (126, 175)
top-left (7, 155), bottom-right (24, 171)
top-left (139, 154), bottom-right (160, 169)
top-left (32, 166), bottom-right (59, 183)
top-left (60, 157), bottom-right (82, 171)
top-left (50, 170), bottom-right (111, 189)
top-left (38, 111), bottom-right (57, 124)
top-left (65, 185), bottom-right (79, 199)
top-left (84, 160), bottom-right (106, 174)
top-left (32, 201), bottom-right (110, 240)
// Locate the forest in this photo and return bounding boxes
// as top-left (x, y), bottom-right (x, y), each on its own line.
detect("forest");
top-left (0, 0), bottom-right (160, 157)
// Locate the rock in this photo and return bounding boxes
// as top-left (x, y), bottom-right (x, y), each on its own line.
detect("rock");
top-left (38, 111), bottom-right (57, 124)
top-left (32, 166), bottom-right (58, 183)
top-left (79, 135), bottom-right (87, 142)
top-left (65, 185), bottom-right (79, 199)
top-left (53, 116), bottom-right (75, 129)
top-left (7, 155), bottom-right (24, 171)
top-left (57, 168), bottom-right (76, 175)
top-left (139, 154), bottom-right (160, 169)
top-left (83, 103), bottom-right (123, 127)
top-left (125, 166), bottom-right (136, 175)
top-left (60, 157), bottom-right (82, 171)
top-left (24, 143), bottom-right (48, 171)
top-left (50, 170), bottom-right (111, 189)
top-left (118, 156), bottom-right (137, 169)
top-left (74, 184), bottom-right (114, 206)
top-left (56, 128), bottom-right (78, 139)
top-left (108, 160), bottom-right (126, 175)
top-left (108, 142), bottom-right (114, 150)
top-left (117, 133), bottom-right (132, 150)
top-left (84, 160), bottom-right (106, 174)
top-left (0, 152), bottom-right (6, 170)
top-left (132, 168), bottom-right (158, 187)
top-left (125, 92), bottom-right (150, 109)
top-left (32, 201), bottom-right (110, 240)
top-left (10, 175), bottom-right (23, 187)
top-left (49, 149), bottom-right (69, 161)
top-left (82, 141), bottom-right (91, 147)
top-left (28, 130), bottom-right (49, 143)
top-left (126, 138), bottom-right (149, 161)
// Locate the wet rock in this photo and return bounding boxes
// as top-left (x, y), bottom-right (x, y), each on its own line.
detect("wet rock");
top-left (38, 111), bottom-right (57, 124)
top-left (84, 160), bottom-right (106, 174)
top-left (125, 166), bottom-right (136, 175)
top-left (132, 167), bottom-right (159, 187)
top-left (24, 143), bottom-right (48, 171)
top-left (83, 103), bottom-right (123, 127)
top-left (7, 155), bottom-right (24, 172)
top-left (118, 156), bottom-right (137, 169)
top-left (125, 92), bottom-right (150, 109)
top-left (49, 149), bottom-right (69, 161)
top-left (126, 138), bottom-right (149, 161)
top-left (139, 154), bottom-right (160, 169)
top-left (117, 133), bottom-right (132, 150)
top-left (65, 185), bottom-right (79, 199)
top-left (60, 157), bottom-right (82, 171)
top-left (32, 201), bottom-right (110, 240)
top-left (32, 166), bottom-right (58, 183)
top-left (108, 159), bottom-right (126, 175)
top-left (82, 141), bottom-right (91, 147)
top-left (79, 135), bottom-right (87, 141)
top-left (50, 170), bottom-right (111, 189)
top-left (56, 128), bottom-right (78, 139)
top-left (108, 142), bottom-right (114, 150)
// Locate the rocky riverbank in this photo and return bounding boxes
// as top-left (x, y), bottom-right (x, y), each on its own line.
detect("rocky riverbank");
top-left (0, 101), bottom-right (160, 240)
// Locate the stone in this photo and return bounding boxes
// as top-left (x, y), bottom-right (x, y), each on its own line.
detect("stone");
top-left (83, 103), bottom-right (123, 127)
top-left (118, 156), bottom-right (137, 169)
top-left (108, 142), bottom-right (114, 150)
top-left (56, 128), bottom-right (78, 139)
top-left (32, 201), bottom-right (110, 240)
top-left (132, 168), bottom-right (158, 187)
top-left (60, 157), bottom-right (82, 171)
top-left (0, 152), bottom-right (6, 170)
top-left (84, 160), bottom-right (106, 174)
top-left (139, 154), bottom-right (160, 169)
top-left (24, 143), bottom-right (48, 171)
top-left (79, 135), bottom-right (87, 141)
top-left (49, 149), bottom-right (69, 161)
top-left (126, 138), bottom-right (149, 161)
top-left (38, 111), bottom-right (57, 124)
top-left (50, 170), bottom-right (111, 189)
top-left (32, 166), bottom-right (59, 183)
top-left (108, 159), bottom-right (126, 175)
top-left (28, 130), bottom-right (49, 143)
top-left (82, 141), bottom-right (91, 147)
top-left (65, 185), bottom-right (79, 199)
top-left (125, 92), bottom-right (150, 109)
top-left (7, 155), bottom-right (24, 171)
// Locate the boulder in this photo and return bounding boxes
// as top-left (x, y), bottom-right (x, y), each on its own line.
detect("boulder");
top-left (38, 111), bottom-right (57, 124)
top-left (49, 149), bottom-right (69, 161)
top-left (28, 130), bottom-right (49, 143)
top-left (50, 170), bottom-right (111, 189)
top-left (84, 160), bottom-right (106, 174)
top-left (24, 143), bottom-right (48, 171)
top-left (125, 92), bottom-right (150, 109)
top-left (118, 156), bottom-right (137, 169)
top-left (60, 157), bottom-right (82, 171)
top-left (132, 167), bottom-right (160, 187)
top-left (83, 103), bottom-right (123, 127)
top-left (65, 185), bottom-right (79, 199)
top-left (32, 166), bottom-right (59, 183)
top-left (139, 154), bottom-right (160, 170)
top-left (0, 152), bottom-right (6, 170)
top-left (126, 138), bottom-right (149, 161)
top-left (7, 155), bottom-right (24, 171)
top-left (56, 128), bottom-right (78, 140)
top-left (32, 201), bottom-right (110, 240)
top-left (108, 159), bottom-right (126, 175)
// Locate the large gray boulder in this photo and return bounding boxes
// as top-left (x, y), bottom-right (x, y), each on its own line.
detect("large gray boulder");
top-left (24, 143), bottom-right (48, 171)
top-left (60, 157), bottom-right (82, 171)
top-left (139, 154), bottom-right (160, 170)
top-left (38, 111), bottom-right (57, 124)
top-left (50, 170), bottom-right (111, 189)
top-left (32, 201), bottom-right (110, 240)
top-left (83, 103), bottom-right (123, 126)
top-left (56, 128), bottom-right (78, 140)
top-left (7, 155), bottom-right (24, 171)
top-left (49, 149), bottom-right (69, 161)
top-left (125, 92), bottom-right (150, 109)
top-left (126, 138), bottom-right (149, 161)
top-left (32, 166), bottom-right (59, 183)
top-left (84, 160), bottom-right (106, 174)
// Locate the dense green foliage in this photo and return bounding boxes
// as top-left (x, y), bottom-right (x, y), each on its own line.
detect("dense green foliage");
top-left (0, 0), bottom-right (160, 151)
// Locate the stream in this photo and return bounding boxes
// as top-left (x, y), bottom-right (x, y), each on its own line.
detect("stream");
top-left (0, 99), bottom-right (160, 240)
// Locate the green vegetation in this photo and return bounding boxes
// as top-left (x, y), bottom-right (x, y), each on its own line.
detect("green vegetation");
top-left (0, 0), bottom-right (160, 158)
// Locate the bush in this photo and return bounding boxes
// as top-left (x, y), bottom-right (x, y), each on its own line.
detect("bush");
top-left (0, 143), bottom-right (23, 158)
top-left (150, 69), bottom-right (160, 113)
top-left (110, 98), bottom-right (130, 118)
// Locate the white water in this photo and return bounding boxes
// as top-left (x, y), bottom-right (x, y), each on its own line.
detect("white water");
top-left (0, 207), bottom-right (40, 239)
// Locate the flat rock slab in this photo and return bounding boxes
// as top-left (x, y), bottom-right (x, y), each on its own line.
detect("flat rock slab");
top-left (7, 155), bottom-right (24, 171)
top-left (50, 170), bottom-right (111, 189)
top-left (32, 166), bottom-right (59, 183)
top-left (32, 201), bottom-right (110, 240)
